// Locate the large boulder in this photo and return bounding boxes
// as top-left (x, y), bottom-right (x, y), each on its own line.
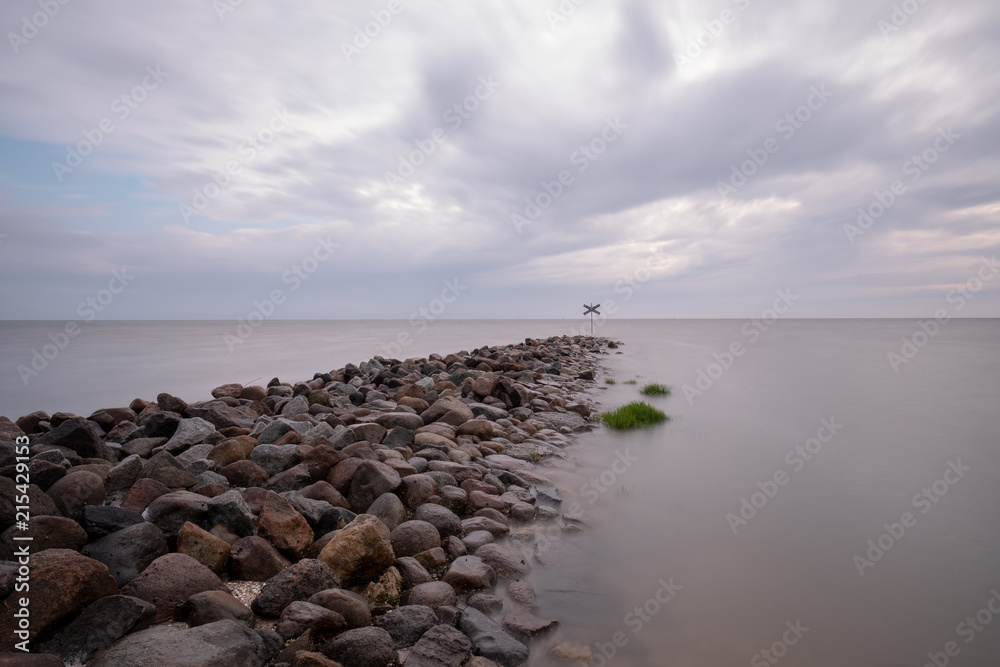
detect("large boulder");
top-left (176, 590), bottom-right (254, 627)
top-left (317, 514), bottom-right (395, 585)
top-left (251, 559), bottom-right (339, 617)
top-left (121, 552), bottom-right (228, 621)
top-left (140, 451), bottom-right (198, 488)
top-left (441, 556), bottom-right (497, 591)
top-left (143, 490), bottom-right (208, 540)
top-left (307, 588), bottom-right (372, 629)
top-left (458, 607), bottom-right (529, 667)
top-left (0, 515), bottom-right (86, 558)
top-left (45, 470), bottom-right (105, 521)
top-left (348, 461), bottom-right (401, 514)
top-left (37, 595), bottom-right (156, 666)
top-left (229, 536), bottom-right (290, 581)
top-left (0, 549), bottom-right (118, 642)
top-left (82, 521), bottom-right (169, 586)
top-left (389, 521), bottom-right (441, 558)
top-left (163, 417), bottom-right (217, 454)
top-left (256, 491), bottom-right (313, 558)
top-left (406, 625), bottom-right (473, 667)
top-left (34, 417), bottom-right (114, 461)
top-left (88, 620), bottom-right (267, 667)
top-left (373, 605), bottom-right (438, 648)
top-left (321, 626), bottom-right (397, 667)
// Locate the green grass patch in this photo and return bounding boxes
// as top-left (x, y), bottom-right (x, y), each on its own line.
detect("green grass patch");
top-left (601, 401), bottom-right (669, 430)
top-left (604, 378), bottom-right (616, 384)
top-left (639, 383), bottom-right (671, 396)
top-left (622, 379), bottom-right (638, 385)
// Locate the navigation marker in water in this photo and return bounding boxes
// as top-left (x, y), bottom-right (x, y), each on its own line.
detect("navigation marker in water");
top-left (583, 303), bottom-right (600, 335)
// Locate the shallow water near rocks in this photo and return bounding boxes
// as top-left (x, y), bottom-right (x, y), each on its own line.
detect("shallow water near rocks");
top-left (2, 319), bottom-right (998, 666)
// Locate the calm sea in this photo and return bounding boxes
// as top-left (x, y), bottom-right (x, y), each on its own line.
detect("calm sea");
top-left (1, 319), bottom-right (998, 666)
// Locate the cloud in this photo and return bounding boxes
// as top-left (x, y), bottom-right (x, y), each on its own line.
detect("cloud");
top-left (0, 0), bottom-right (997, 318)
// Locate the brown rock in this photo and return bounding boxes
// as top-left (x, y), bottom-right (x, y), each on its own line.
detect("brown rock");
top-left (177, 521), bottom-right (232, 572)
top-left (300, 481), bottom-right (350, 509)
top-left (0, 549), bottom-right (118, 642)
top-left (0, 515), bottom-right (87, 558)
top-left (327, 458), bottom-right (364, 495)
top-left (207, 435), bottom-right (257, 467)
top-left (240, 385), bottom-right (268, 401)
top-left (45, 470), bottom-right (105, 521)
top-left (229, 536), bottom-right (291, 581)
top-left (176, 589), bottom-right (253, 627)
top-left (211, 383), bottom-right (244, 399)
top-left (317, 514), bottom-right (395, 585)
top-left (219, 459), bottom-right (270, 488)
top-left (389, 521), bottom-right (441, 558)
top-left (307, 588), bottom-right (371, 628)
top-left (121, 552), bottom-right (227, 621)
top-left (120, 477), bottom-right (171, 513)
top-left (403, 581), bottom-right (457, 609)
top-left (256, 491), bottom-right (314, 558)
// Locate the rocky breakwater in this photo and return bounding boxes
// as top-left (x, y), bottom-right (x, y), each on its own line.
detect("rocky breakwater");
top-left (0, 335), bottom-right (612, 667)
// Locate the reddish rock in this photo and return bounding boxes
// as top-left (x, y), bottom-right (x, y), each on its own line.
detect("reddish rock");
top-left (121, 552), bottom-right (227, 621)
top-left (177, 521), bottom-right (232, 572)
top-left (120, 477), bottom-right (171, 513)
top-left (230, 536), bottom-right (290, 581)
top-left (256, 491), bottom-right (314, 558)
top-left (0, 549), bottom-right (118, 642)
top-left (219, 460), bottom-right (270, 488)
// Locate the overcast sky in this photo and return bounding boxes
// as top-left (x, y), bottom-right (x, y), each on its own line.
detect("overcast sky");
top-left (0, 0), bottom-right (998, 320)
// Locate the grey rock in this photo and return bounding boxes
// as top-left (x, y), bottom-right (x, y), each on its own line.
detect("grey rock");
top-left (105, 454), bottom-right (143, 494)
top-left (249, 444), bottom-right (300, 477)
top-left (88, 620), bottom-right (267, 667)
top-left (82, 522), bottom-right (169, 586)
top-left (348, 461), bottom-right (401, 513)
top-left (276, 600), bottom-right (346, 640)
top-left (206, 489), bottom-right (257, 537)
top-left (458, 606), bottom-right (529, 667)
top-left (366, 493), bottom-right (406, 531)
top-left (322, 626), bottom-right (397, 667)
top-left (406, 624), bottom-right (472, 667)
top-left (164, 417), bottom-right (217, 454)
top-left (373, 604), bottom-right (438, 648)
top-left (251, 558), bottom-right (340, 617)
top-left (38, 595), bottom-right (156, 666)
top-left (177, 590), bottom-right (254, 627)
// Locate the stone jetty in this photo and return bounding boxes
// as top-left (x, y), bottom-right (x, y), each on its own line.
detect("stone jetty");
top-left (0, 335), bottom-right (614, 666)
